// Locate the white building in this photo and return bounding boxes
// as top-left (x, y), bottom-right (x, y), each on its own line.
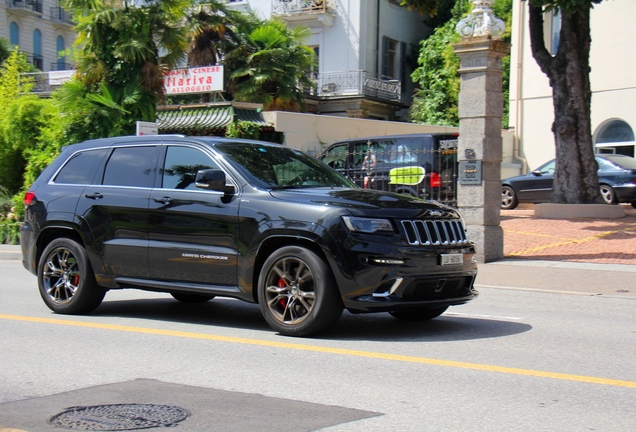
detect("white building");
top-left (508, 0), bottom-right (636, 172)
top-left (0, 0), bottom-right (75, 72)
top-left (225, 0), bottom-right (431, 121)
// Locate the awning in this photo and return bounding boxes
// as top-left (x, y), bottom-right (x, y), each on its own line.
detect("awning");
top-left (157, 104), bottom-right (272, 135)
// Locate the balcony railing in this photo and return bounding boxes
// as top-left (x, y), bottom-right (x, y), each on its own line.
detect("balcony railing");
top-left (20, 70), bottom-right (76, 95)
top-left (50, 7), bottom-right (74, 25)
top-left (303, 71), bottom-right (402, 102)
top-left (26, 54), bottom-right (43, 71)
top-left (272, 0), bottom-right (329, 15)
top-left (6, 0), bottom-right (43, 13)
top-left (50, 62), bottom-right (74, 71)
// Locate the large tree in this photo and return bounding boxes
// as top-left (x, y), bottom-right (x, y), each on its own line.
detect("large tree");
top-left (528, 0), bottom-right (603, 204)
top-left (403, 0), bottom-right (604, 205)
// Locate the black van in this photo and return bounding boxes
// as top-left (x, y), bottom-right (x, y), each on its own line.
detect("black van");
top-left (321, 133), bottom-right (459, 205)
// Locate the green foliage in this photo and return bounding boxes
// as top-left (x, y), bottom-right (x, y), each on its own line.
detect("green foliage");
top-left (225, 120), bottom-right (261, 140)
top-left (0, 185), bottom-right (21, 245)
top-left (0, 50), bottom-right (41, 195)
top-left (529, 0), bottom-right (602, 15)
top-left (409, 0), bottom-right (512, 128)
top-left (229, 20), bottom-right (316, 111)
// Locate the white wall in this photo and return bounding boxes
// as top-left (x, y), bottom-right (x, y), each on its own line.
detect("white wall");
top-left (509, 0), bottom-right (636, 171)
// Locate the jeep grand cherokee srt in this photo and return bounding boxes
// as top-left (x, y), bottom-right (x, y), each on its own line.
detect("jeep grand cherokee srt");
top-left (21, 135), bottom-right (478, 336)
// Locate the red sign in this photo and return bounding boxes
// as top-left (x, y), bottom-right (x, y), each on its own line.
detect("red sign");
top-left (163, 66), bottom-right (224, 95)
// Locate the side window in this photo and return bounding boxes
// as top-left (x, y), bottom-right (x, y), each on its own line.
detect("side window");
top-left (162, 146), bottom-right (219, 190)
top-left (102, 146), bottom-right (157, 188)
top-left (54, 149), bottom-right (108, 185)
top-left (322, 144), bottom-right (349, 169)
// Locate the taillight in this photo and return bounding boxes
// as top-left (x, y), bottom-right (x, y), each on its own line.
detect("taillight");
top-left (429, 172), bottom-right (441, 188)
top-left (24, 191), bottom-right (36, 206)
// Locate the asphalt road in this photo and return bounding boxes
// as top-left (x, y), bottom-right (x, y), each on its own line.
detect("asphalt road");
top-left (1, 260), bottom-right (634, 432)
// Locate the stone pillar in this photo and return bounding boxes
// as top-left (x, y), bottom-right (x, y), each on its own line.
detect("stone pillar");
top-left (454, 37), bottom-right (510, 263)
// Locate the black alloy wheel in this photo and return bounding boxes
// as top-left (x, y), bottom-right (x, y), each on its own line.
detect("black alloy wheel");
top-left (38, 238), bottom-right (106, 314)
top-left (258, 246), bottom-right (342, 337)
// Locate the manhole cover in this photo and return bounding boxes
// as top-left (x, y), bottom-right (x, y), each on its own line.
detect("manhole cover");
top-left (50, 403), bottom-right (189, 430)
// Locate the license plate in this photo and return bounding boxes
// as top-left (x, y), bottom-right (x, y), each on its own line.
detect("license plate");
top-left (440, 253), bottom-right (463, 266)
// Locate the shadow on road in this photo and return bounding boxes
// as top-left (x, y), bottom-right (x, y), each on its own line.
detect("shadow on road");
top-left (92, 296), bottom-right (531, 342)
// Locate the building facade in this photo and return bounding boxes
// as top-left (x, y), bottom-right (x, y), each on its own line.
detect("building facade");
top-left (225, 0), bottom-right (430, 121)
top-left (0, 0), bottom-right (75, 71)
top-left (508, 0), bottom-right (636, 172)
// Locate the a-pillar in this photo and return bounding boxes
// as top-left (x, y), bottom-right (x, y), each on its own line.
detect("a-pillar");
top-left (454, 36), bottom-right (510, 263)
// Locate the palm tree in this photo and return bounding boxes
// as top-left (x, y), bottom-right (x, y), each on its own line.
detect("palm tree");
top-left (61, 0), bottom-right (190, 126)
top-left (228, 20), bottom-right (316, 111)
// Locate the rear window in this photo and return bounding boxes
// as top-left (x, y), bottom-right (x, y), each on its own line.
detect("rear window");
top-left (54, 149), bottom-right (108, 185)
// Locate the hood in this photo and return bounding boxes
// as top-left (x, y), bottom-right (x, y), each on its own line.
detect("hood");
top-left (268, 188), bottom-right (460, 219)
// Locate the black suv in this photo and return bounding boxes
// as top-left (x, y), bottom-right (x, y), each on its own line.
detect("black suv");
top-left (21, 135), bottom-right (478, 336)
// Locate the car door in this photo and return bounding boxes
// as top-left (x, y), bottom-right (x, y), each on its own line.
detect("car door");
top-left (516, 160), bottom-right (555, 202)
top-left (148, 144), bottom-right (240, 286)
top-left (76, 144), bottom-right (159, 278)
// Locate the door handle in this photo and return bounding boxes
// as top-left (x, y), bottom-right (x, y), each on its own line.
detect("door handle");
top-left (84, 192), bottom-right (103, 200)
top-left (154, 197), bottom-right (173, 205)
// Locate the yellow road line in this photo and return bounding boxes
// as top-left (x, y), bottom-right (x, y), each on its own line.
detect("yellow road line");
top-left (2, 313), bottom-right (635, 389)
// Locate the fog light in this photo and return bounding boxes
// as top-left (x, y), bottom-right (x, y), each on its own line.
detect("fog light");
top-left (370, 257), bottom-right (405, 265)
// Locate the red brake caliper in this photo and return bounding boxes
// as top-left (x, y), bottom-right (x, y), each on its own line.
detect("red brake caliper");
top-left (278, 278), bottom-right (287, 308)
top-left (73, 274), bottom-right (80, 286)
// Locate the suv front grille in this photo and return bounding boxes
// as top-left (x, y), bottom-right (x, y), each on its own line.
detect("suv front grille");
top-left (401, 219), bottom-right (469, 246)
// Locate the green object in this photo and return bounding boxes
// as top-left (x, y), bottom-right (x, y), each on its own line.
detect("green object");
top-left (389, 166), bottom-right (425, 185)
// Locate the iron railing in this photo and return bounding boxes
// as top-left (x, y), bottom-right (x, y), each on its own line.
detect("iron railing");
top-left (6, 0), bottom-right (42, 13)
top-left (304, 70), bottom-right (401, 102)
top-left (272, 0), bottom-right (329, 15)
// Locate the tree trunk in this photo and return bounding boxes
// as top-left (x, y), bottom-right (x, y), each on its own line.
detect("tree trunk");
top-left (528, 4), bottom-right (602, 204)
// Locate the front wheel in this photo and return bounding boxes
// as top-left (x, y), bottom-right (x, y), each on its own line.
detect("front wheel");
top-left (389, 306), bottom-right (449, 321)
top-left (258, 246), bottom-right (342, 337)
top-left (38, 238), bottom-right (106, 314)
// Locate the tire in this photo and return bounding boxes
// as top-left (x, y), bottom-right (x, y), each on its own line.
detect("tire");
top-left (38, 238), bottom-right (106, 315)
top-left (389, 306), bottom-right (449, 321)
top-left (257, 246), bottom-right (343, 337)
top-left (631, 201), bottom-right (636, 209)
top-left (501, 186), bottom-right (518, 210)
top-left (171, 293), bottom-right (215, 303)
top-left (599, 184), bottom-right (617, 204)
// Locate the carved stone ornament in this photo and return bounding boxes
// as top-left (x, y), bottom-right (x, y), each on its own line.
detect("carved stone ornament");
top-left (456, 0), bottom-right (506, 38)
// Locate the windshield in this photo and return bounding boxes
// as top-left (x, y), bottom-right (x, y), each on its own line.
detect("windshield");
top-left (215, 142), bottom-right (357, 189)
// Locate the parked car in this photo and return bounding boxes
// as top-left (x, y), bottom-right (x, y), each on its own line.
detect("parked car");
top-left (21, 135), bottom-right (478, 337)
top-left (320, 133), bottom-right (459, 206)
top-left (501, 154), bottom-right (636, 210)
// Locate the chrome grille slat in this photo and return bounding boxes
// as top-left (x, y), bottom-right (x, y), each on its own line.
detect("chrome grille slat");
top-left (401, 219), bottom-right (469, 246)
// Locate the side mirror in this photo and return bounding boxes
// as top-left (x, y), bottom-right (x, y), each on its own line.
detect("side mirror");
top-left (195, 169), bottom-right (235, 195)
top-left (531, 170), bottom-right (543, 176)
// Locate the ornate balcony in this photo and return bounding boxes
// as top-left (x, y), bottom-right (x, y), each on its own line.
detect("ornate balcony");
top-left (271, 0), bottom-right (335, 27)
top-left (6, 0), bottom-right (43, 15)
top-left (303, 71), bottom-right (402, 103)
top-left (50, 7), bottom-right (74, 26)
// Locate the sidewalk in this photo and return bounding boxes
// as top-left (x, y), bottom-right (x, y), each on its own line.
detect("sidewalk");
top-left (477, 204), bottom-right (636, 297)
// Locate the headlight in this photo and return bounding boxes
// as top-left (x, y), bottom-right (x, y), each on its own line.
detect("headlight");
top-left (342, 216), bottom-right (394, 233)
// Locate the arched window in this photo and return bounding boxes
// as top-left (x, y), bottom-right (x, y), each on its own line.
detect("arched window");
top-left (33, 29), bottom-right (43, 70)
top-left (10, 22), bottom-right (20, 46)
top-left (56, 36), bottom-right (66, 70)
top-left (595, 120), bottom-right (635, 157)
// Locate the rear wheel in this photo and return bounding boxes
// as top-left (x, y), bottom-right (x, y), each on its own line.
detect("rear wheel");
top-left (38, 238), bottom-right (106, 314)
top-left (599, 184), bottom-right (617, 204)
top-left (258, 246), bottom-right (342, 337)
top-left (389, 306), bottom-right (449, 321)
top-left (171, 293), bottom-right (215, 303)
top-left (501, 186), bottom-right (518, 210)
